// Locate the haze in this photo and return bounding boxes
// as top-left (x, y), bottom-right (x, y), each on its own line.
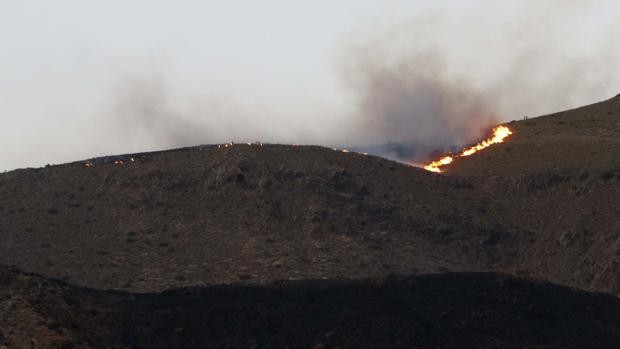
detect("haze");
top-left (1, 0), bottom-right (618, 171)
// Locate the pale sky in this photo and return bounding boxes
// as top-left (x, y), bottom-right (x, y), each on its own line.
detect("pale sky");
top-left (1, 1), bottom-right (618, 170)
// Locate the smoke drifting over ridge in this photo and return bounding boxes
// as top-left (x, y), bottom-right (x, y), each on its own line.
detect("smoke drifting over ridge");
top-left (335, 1), bottom-right (619, 162)
top-left (96, 70), bottom-right (342, 154)
top-left (338, 48), bottom-right (498, 153)
top-left (106, 74), bottom-right (212, 149)
top-left (0, 1), bottom-right (618, 171)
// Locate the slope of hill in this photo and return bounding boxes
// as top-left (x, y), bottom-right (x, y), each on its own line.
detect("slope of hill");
top-left (3, 265), bottom-right (620, 349)
top-left (446, 94), bottom-right (620, 175)
top-left (442, 94), bottom-right (620, 294)
top-left (0, 144), bottom-right (506, 292)
top-left (1, 94), bottom-right (619, 297)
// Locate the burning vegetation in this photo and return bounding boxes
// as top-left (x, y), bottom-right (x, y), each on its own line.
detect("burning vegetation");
top-left (424, 126), bottom-right (512, 173)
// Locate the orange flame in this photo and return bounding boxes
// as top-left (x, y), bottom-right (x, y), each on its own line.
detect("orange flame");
top-left (424, 126), bottom-right (512, 173)
top-left (424, 156), bottom-right (453, 173)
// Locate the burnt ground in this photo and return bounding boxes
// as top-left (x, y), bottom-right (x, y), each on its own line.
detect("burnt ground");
top-left (2, 265), bottom-right (620, 349)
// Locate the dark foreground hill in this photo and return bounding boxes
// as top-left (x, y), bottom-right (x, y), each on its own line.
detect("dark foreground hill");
top-left (3, 265), bottom-right (620, 349)
top-left (1, 95), bottom-right (620, 296)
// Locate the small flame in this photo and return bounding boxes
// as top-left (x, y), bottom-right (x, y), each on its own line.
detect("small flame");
top-left (424, 126), bottom-right (512, 173)
top-left (424, 156), bottom-right (453, 173)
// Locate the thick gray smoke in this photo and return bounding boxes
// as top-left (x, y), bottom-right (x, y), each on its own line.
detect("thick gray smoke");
top-left (335, 1), bottom-right (619, 163)
top-left (339, 48), bottom-right (498, 159)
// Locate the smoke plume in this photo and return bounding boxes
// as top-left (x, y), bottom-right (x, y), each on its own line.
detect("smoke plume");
top-left (0, 1), bottom-right (618, 171)
top-left (338, 47), bottom-right (498, 156)
top-left (335, 1), bottom-right (619, 163)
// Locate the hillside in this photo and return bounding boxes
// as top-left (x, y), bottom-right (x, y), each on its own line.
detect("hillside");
top-left (446, 94), bottom-right (620, 175)
top-left (3, 265), bottom-right (620, 349)
top-left (0, 144), bottom-right (505, 292)
top-left (0, 94), bottom-right (619, 297)
top-left (2, 95), bottom-right (620, 348)
top-left (443, 94), bottom-right (620, 294)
